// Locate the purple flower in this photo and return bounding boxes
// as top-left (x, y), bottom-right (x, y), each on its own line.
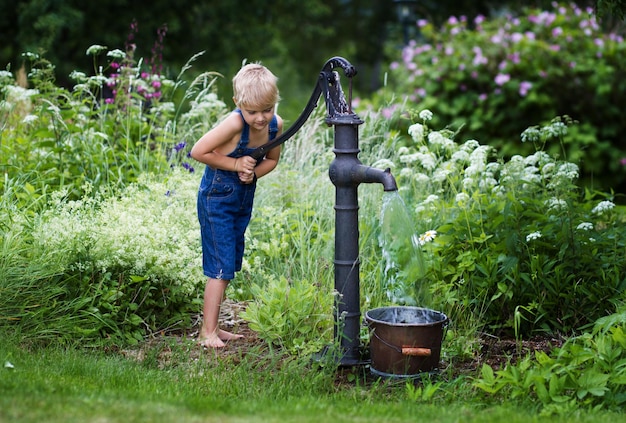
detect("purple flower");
top-left (620, 158), bottom-right (626, 166)
top-left (182, 162), bottom-right (195, 173)
top-left (509, 52), bottom-right (521, 64)
top-left (511, 32), bottom-right (524, 43)
top-left (519, 81), bottom-right (532, 96)
top-left (174, 142), bottom-right (186, 152)
top-left (494, 73), bottom-right (510, 86)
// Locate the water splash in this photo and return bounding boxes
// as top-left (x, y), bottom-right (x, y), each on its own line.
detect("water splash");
top-left (379, 191), bottom-right (430, 306)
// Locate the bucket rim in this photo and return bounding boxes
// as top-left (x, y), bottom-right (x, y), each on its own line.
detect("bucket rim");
top-left (364, 306), bottom-right (448, 327)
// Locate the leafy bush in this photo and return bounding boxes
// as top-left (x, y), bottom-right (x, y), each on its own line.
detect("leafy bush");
top-left (240, 276), bottom-right (333, 356)
top-left (373, 109), bottom-right (626, 336)
top-left (0, 47), bottom-right (223, 205)
top-left (474, 307), bottom-right (626, 413)
top-left (0, 170), bottom-right (203, 344)
top-left (382, 2), bottom-right (626, 192)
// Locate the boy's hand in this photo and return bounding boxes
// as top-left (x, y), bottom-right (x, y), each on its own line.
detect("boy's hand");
top-left (234, 156), bottom-right (255, 174)
top-left (238, 171), bottom-right (255, 184)
top-left (235, 156), bottom-right (256, 184)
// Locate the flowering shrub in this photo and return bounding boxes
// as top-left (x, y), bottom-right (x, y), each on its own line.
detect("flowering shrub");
top-left (384, 2), bottom-right (626, 192)
top-left (0, 39), bottom-right (218, 205)
top-left (379, 109), bottom-right (626, 335)
top-left (30, 169), bottom-right (204, 342)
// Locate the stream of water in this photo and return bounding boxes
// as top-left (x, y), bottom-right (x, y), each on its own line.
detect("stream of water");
top-left (378, 191), bottom-right (431, 306)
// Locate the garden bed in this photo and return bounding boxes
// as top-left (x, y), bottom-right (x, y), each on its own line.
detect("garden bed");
top-left (119, 299), bottom-right (564, 382)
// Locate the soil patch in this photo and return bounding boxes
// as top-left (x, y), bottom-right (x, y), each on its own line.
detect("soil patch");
top-left (121, 300), bottom-right (564, 379)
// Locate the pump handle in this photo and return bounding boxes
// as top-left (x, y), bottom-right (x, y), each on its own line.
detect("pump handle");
top-left (250, 57), bottom-right (357, 160)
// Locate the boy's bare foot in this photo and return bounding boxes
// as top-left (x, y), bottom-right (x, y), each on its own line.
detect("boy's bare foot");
top-left (218, 329), bottom-right (243, 341)
top-left (198, 333), bottom-right (225, 349)
top-left (197, 329), bottom-right (243, 349)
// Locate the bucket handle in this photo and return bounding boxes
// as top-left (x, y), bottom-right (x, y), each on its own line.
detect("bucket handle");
top-left (401, 346), bottom-right (431, 357)
top-left (371, 330), bottom-right (432, 356)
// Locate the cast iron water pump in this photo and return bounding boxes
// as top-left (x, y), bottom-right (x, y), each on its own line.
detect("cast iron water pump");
top-left (251, 57), bottom-right (397, 366)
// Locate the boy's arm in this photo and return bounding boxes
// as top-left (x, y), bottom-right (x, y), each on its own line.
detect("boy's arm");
top-left (190, 113), bottom-right (256, 174)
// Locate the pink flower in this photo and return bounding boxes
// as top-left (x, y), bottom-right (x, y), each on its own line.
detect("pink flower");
top-left (494, 73), bottom-right (510, 86)
top-left (519, 81), bottom-right (532, 96)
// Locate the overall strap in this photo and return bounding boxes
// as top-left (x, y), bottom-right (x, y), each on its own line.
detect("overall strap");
top-left (268, 115), bottom-right (278, 141)
top-left (235, 109), bottom-right (250, 147)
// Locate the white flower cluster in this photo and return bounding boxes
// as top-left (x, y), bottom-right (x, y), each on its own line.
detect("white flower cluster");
top-left (591, 200), bottom-right (615, 215)
top-left (33, 170), bottom-right (205, 295)
top-left (418, 109), bottom-right (434, 121)
top-left (545, 197), bottom-right (568, 212)
top-left (0, 85), bottom-right (39, 111)
top-left (391, 112), bottom-right (588, 222)
top-left (179, 91), bottom-right (227, 127)
top-left (408, 123), bottom-right (425, 143)
top-left (526, 231), bottom-right (542, 242)
top-left (576, 222), bottom-right (594, 231)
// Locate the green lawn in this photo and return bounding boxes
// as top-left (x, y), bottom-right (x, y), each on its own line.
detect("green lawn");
top-left (2, 334), bottom-right (625, 423)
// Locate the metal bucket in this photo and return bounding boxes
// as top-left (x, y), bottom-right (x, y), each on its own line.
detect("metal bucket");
top-left (365, 306), bottom-right (448, 378)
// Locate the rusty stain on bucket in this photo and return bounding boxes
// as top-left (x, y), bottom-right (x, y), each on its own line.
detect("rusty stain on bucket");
top-left (365, 306), bottom-right (448, 378)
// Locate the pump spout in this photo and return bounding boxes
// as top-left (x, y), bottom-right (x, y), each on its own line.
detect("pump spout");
top-left (329, 160), bottom-right (398, 192)
top-left (352, 165), bottom-right (397, 191)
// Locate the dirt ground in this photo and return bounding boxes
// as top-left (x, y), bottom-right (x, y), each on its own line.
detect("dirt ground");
top-left (123, 299), bottom-right (564, 381)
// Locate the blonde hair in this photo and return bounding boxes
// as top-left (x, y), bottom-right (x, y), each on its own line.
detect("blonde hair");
top-left (232, 63), bottom-right (280, 108)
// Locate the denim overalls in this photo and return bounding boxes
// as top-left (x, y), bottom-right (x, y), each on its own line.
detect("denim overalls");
top-left (197, 109), bottom-right (278, 280)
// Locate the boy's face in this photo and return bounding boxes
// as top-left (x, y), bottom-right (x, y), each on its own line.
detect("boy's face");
top-left (238, 103), bottom-right (275, 131)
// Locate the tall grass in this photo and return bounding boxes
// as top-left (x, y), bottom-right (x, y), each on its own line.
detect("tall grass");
top-left (0, 181), bottom-right (84, 343)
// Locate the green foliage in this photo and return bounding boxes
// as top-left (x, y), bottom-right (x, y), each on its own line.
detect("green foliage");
top-left (0, 47), bottom-right (221, 205)
top-left (382, 2), bottom-right (626, 192)
top-left (0, 170), bottom-right (204, 345)
top-left (474, 307), bottom-right (626, 414)
top-left (2, 32), bottom-right (626, 422)
top-left (376, 110), bottom-right (626, 336)
top-left (597, 0), bottom-right (626, 18)
top-left (240, 276), bottom-right (333, 355)
top-left (404, 375), bottom-right (445, 402)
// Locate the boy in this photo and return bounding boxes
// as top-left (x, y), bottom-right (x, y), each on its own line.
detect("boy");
top-left (190, 63), bottom-right (283, 348)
